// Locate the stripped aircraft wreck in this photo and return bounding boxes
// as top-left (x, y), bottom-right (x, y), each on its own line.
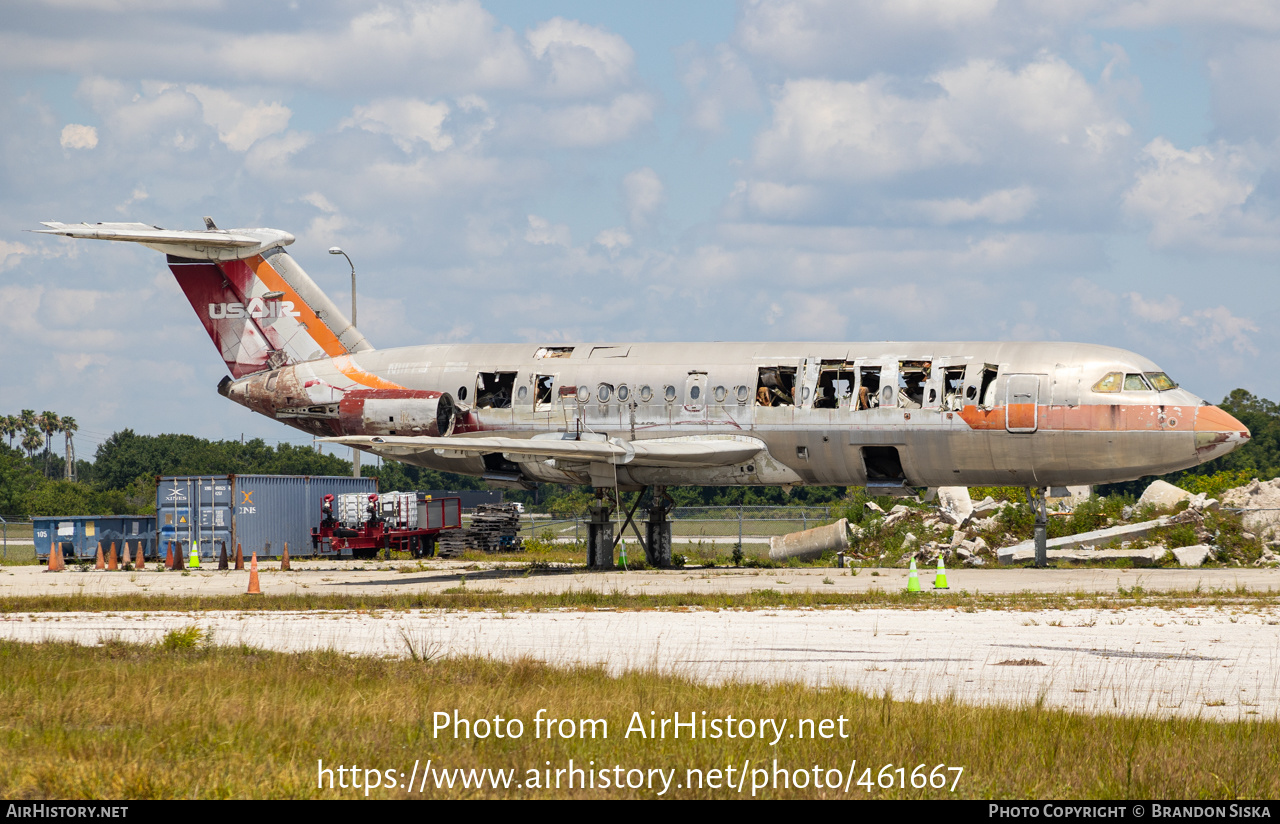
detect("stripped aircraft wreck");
top-left (36, 220), bottom-right (1250, 566)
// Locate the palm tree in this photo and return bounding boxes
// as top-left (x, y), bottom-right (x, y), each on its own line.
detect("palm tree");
top-left (38, 411), bottom-right (60, 477)
top-left (21, 428), bottom-right (42, 461)
top-left (61, 416), bottom-right (77, 481)
top-left (0, 415), bottom-right (17, 450)
top-left (19, 410), bottom-right (35, 435)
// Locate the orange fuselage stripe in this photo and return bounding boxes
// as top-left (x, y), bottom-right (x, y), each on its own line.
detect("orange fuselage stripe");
top-left (330, 354), bottom-right (406, 390)
top-left (957, 404), bottom-right (1206, 432)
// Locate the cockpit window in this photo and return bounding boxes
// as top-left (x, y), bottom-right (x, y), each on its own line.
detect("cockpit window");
top-left (1145, 372), bottom-right (1177, 391)
top-left (1124, 373), bottom-right (1152, 391)
top-left (1092, 372), bottom-right (1123, 393)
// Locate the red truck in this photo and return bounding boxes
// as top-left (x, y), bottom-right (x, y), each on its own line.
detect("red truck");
top-left (311, 493), bottom-right (462, 559)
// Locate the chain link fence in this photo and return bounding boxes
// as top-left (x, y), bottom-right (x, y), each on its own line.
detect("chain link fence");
top-left (514, 506), bottom-right (839, 545)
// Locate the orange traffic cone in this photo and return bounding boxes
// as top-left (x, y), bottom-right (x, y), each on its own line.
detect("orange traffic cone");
top-left (95, 542), bottom-right (105, 570)
top-left (122, 542), bottom-right (132, 569)
top-left (234, 543), bottom-right (244, 571)
top-left (247, 552), bottom-right (261, 594)
top-left (173, 545), bottom-right (184, 571)
top-left (46, 544), bottom-right (63, 572)
top-left (280, 542), bottom-right (291, 571)
top-left (165, 542), bottom-right (174, 570)
top-left (107, 542), bottom-right (118, 571)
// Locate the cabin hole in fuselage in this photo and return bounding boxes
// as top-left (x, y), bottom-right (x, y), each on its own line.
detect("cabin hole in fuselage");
top-left (476, 371), bottom-right (517, 409)
top-left (978, 364), bottom-right (999, 408)
top-left (862, 446), bottom-right (906, 483)
top-left (943, 367), bottom-right (965, 409)
top-left (815, 362), bottom-right (855, 409)
top-left (857, 367), bottom-right (881, 409)
top-left (755, 366), bottom-right (796, 406)
top-left (898, 360), bottom-right (930, 409)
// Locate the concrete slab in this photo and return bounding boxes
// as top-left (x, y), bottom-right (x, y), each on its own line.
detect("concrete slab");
top-left (1000, 547), bottom-right (1169, 565)
top-left (998, 518), bottom-right (1169, 562)
top-left (3, 561), bottom-right (1280, 598)
top-left (4, 606), bottom-right (1279, 721)
top-left (1173, 545), bottom-right (1214, 568)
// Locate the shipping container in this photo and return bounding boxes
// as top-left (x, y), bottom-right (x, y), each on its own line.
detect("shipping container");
top-left (155, 475), bottom-right (377, 559)
top-left (34, 515), bottom-right (157, 563)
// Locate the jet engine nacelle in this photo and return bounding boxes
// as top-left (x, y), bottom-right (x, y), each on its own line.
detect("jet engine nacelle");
top-left (339, 390), bottom-right (457, 437)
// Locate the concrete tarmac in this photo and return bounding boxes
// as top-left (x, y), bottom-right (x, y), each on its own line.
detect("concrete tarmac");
top-left (2, 561), bottom-right (1279, 598)
top-left (3, 605), bottom-right (1278, 721)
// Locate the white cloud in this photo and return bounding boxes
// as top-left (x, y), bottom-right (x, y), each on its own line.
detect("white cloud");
top-left (1182, 305), bottom-right (1260, 354)
top-left (59, 124), bottom-right (98, 149)
top-left (187, 85), bottom-right (291, 152)
top-left (623, 167), bottom-right (664, 229)
top-left (217, 0), bottom-right (533, 94)
top-left (1125, 291), bottom-right (1181, 323)
top-left (753, 57), bottom-right (1130, 182)
top-left (594, 227), bottom-right (633, 253)
top-left (1123, 137), bottom-right (1280, 252)
top-left (341, 98), bottom-right (453, 152)
top-left (1098, 1), bottom-right (1280, 30)
top-left (1070, 279), bottom-right (1259, 356)
top-left (301, 192), bottom-right (338, 214)
top-left (681, 45), bottom-right (760, 133)
top-left (525, 214), bottom-right (571, 246)
top-left (915, 186), bottom-right (1038, 224)
top-left (527, 17), bottom-right (635, 97)
top-left (0, 241), bottom-right (33, 270)
top-left (510, 93), bottom-right (655, 147)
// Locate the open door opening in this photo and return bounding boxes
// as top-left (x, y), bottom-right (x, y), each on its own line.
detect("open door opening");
top-left (862, 446), bottom-right (907, 483)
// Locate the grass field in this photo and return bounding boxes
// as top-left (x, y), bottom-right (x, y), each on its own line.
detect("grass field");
top-left (1, 638), bottom-right (1277, 799)
top-left (0, 584), bottom-right (1277, 614)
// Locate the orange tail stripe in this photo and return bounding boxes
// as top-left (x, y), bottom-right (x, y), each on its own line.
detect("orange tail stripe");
top-left (248, 255), bottom-right (348, 359)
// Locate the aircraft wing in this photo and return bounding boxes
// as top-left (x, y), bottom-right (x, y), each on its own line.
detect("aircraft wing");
top-left (320, 434), bottom-right (765, 468)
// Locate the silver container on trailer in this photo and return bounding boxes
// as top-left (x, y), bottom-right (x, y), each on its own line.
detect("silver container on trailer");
top-left (155, 474), bottom-right (378, 559)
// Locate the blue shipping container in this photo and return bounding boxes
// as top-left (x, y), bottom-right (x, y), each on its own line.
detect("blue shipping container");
top-left (155, 475), bottom-right (378, 559)
top-left (34, 515), bottom-right (157, 563)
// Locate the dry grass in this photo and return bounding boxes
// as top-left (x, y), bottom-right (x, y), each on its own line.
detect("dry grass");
top-left (1, 639), bottom-right (1278, 799)
top-left (1, 584), bottom-right (1278, 615)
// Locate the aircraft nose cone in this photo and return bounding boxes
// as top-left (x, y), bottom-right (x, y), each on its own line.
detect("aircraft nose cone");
top-left (1194, 405), bottom-right (1251, 462)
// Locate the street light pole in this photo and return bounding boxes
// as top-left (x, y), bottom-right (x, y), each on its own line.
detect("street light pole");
top-left (329, 246), bottom-right (360, 479)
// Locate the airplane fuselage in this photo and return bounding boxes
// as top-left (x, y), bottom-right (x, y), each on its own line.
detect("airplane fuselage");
top-left (223, 339), bottom-right (1249, 490)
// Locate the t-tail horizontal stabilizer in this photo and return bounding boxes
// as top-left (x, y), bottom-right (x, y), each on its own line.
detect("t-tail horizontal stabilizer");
top-left (34, 219), bottom-right (372, 379)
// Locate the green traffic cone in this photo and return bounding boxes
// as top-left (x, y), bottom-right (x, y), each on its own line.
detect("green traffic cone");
top-left (188, 544), bottom-right (201, 570)
top-left (906, 558), bottom-right (921, 593)
top-left (934, 554), bottom-right (949, 590)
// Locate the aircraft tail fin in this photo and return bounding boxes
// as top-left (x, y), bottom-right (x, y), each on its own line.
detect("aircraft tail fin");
top-left (34, 220), bottom-right (371, 378)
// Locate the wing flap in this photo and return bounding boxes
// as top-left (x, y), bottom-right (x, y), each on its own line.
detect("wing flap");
top-left (321, 434), bottom-right (765, 468)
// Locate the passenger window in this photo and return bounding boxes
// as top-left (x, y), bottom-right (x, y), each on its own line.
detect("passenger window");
top-left (1145, 372), bottom-right (1177, 391)
top-left (978, 365), bottom-right (999, 408)
top-left (475, 371), bottom-right (517, 408)
top-left (535, 375), bottom-right (554, 406)
top-left (1092, 372), bottom-right (1122, 393)
top-left (943, 367), bottom-right (965, 410)
top-left (898, 361), bottom-right (930, 409)
top-left (755, 366), bottom-right (796, 407)
top-left (857, 367), bottom-right (881, 410)
top-left (1124, 373), bottom-right (1152, 391)
top-left (815, 362), bottom-right (854, 409)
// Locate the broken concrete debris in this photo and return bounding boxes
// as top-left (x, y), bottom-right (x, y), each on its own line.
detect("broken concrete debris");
top-left (768, 518), bottom-right (850, 562)
top-left (1138, 479), bottom-right (1193, 510)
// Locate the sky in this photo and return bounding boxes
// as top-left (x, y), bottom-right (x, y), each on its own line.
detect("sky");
top-left (1, 0), bottom-right (1279, 458)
